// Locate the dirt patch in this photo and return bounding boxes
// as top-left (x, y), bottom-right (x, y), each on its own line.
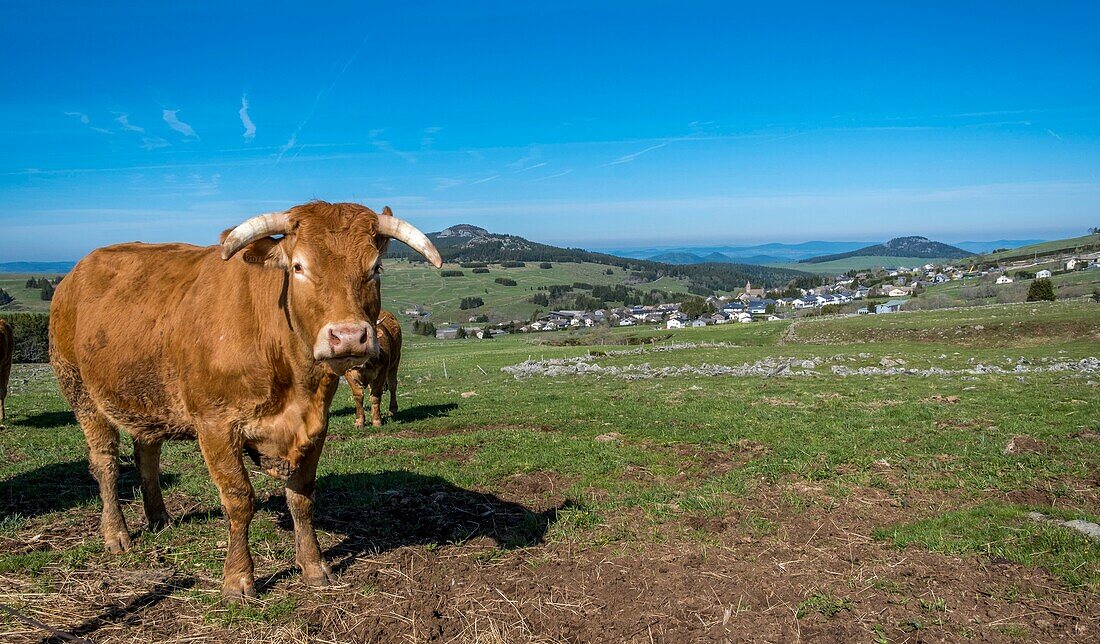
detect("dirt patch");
top-left (422, 445), bottom-right (477, 465)
top-left (1005, 488), bottom-right (1055, 506)
top-left (670, 440), bottom-right (770, 481)
top-left (493, 471), bottom-right (574, 508)
top-left (1003, 435), bottom-right (1048, 455)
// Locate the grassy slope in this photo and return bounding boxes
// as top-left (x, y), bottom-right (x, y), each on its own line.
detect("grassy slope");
top-left (765, 256), bottom-right (952, 274)
top-left (380, 259), bottom-right (691, 324)
top-left (0, 301), bottom-right (1097, 639)
top-left (0, 274), bottom-right (60, 313)
top-left (976, 233), bottom-right (1100, 264)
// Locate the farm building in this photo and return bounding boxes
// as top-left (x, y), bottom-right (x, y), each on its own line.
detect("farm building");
top-left (996, 274), bottom-right (1013, 284)
top-left (1036, 269), bottom-right (1052, 279)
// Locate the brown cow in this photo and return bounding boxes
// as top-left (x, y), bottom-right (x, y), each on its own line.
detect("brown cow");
top-left (48, 201), bottom-right (441, 601)
top-left (0, 318), bottom-right (12, 427)
top-left (345, 309), bottom-right (402, 427)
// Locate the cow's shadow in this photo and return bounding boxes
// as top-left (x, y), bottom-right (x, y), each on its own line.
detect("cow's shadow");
top-left (328, 402), bottom-right (458, 422)
top-left (0, 459), bottom-right (178, 521)
top-left (255, 470), bottom-right (567, 589)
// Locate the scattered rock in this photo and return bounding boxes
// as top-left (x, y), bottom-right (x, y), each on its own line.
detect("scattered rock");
top-left (1028, 512), bottom-right (1100, 541)
top-left (879, 357), bottom-right (907, 368)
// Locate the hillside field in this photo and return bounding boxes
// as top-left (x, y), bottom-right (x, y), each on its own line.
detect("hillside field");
top-left (0, 274), bottom-right (60, 314)
top-left (343, 259), bottom-right (693, 325)
top-left (976, 233), bottom-right (1100, 264)
top-left (1, 301), bottom-right (1098, 641)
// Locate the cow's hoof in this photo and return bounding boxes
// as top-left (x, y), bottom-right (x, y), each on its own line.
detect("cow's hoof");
top-left (221, 577), bottom-right (258, 603)
top-left (301, 564), bottom-right (335, 587)
top-left (148, 512), bottom-right (173, 531)
top-left (104, 530), bottom-right (131, 554)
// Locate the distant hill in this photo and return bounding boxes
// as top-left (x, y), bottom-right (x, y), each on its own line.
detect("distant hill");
top-left (0, 261), bottom-right (75, 274)
top-left (800, 237), bottom-right (974, 264)
top-left (599, 240), bottom-right (874, 263)
top-left (387, 224), bottom-right (817, 293)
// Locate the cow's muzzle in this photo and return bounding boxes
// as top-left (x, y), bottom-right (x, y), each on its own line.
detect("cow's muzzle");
top-left (314, 321), bottom-right (376, 361)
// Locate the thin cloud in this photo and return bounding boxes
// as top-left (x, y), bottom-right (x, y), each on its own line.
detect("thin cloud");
top-left (527, 169), bottom-right (573, 183)
top-left (368, 129), bottom-right (416, 163)
top-left (512, 161), bottom-right (547, 173)
top-left (605, 142), bottom-right (666, 166)
top-left (1047, 129), bottom-right (1063, 141)
top-left (470, 174), bottom-right (500, 185)
top-left (239, 95), bottom-right (256, 140)
top-left (64, 111), bottom-right (111, 134)
top-left (162, 109), bottom-right (198, 138)
top-left (434, 177), bottom-right (464, 190)
top-left (114, 113), bottom-right (145, 133)
top-left (277, 133), bottom-right (297, 159)
top-left (141, 136), bottom-right (170, 150)
top-left (421, 126), bottom-right (442, 149)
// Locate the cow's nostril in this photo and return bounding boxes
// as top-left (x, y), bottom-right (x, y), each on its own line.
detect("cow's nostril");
top-left (329, 328), bottom-right (341, 346)
top-left (358, 330), bottom-right (369, 344)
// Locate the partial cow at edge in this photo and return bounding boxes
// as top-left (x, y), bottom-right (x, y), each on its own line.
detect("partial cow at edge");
top-left (345, 309), bottom-right (402, 428)
top-left (0, 318), bottom-right (12, 427)
top-left (48, 201), bottom-right (442, 601)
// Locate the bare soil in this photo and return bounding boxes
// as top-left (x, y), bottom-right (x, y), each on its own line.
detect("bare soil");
top-left (1, 476), bottom-right (1096, 643)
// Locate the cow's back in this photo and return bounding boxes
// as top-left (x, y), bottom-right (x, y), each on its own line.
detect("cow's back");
top-left (50, 242), bottom-right (229, 435)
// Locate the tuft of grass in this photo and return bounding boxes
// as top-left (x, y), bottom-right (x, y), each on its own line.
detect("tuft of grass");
top-left (796, 592), bottom-right (852, 619)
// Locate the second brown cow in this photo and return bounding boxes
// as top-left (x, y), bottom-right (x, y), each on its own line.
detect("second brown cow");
top-left (345, 310), bottom-right (401, 427)
top-left (0, 318), bottom-right (12, 427)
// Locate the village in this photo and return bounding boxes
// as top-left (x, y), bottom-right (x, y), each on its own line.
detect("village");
top-left (425, 251), bottom-right (1100, 339)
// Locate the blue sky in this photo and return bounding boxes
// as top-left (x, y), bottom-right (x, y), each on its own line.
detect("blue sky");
top-left (2, 1), bottom-right (1098, 260)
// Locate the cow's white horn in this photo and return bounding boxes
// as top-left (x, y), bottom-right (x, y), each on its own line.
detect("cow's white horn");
top-left (221, 211), bottom-right (291, 260)
top-left (375, 215), bottom-right (443, 268)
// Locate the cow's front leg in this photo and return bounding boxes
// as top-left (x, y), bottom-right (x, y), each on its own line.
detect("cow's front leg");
top-left (286, 435), bottom-right (333, 587)
top-left (198, 430), bottom-right (256, 601)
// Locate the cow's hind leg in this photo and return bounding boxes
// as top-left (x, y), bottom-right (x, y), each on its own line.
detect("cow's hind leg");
top-left (197, 429), bottom-right (256, 601)
top-left (369, 378), bottom-right (384, 427)
top-left (134, 439), bottom-right (171, 530)
top-left (386, 366), bottom-right (398, 419)
top-left (346, 371), bottom-right (367, 428)
top-left (78, 410), bottom-right (131, 553)
top-left (286, 435), bottom-right (333, 587)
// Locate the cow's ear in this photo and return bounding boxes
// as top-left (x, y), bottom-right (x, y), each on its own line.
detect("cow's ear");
top-left (375, 207), bottom-right (394, 254)
top-left (240, 237), bottom-right (288, 268)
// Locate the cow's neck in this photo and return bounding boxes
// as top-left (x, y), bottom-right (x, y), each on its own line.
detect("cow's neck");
top-left (237, 263), bottom-right (340, 473)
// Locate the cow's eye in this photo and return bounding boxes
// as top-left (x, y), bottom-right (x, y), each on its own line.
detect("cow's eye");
top-left (293, 262), bottom-right (304, 274)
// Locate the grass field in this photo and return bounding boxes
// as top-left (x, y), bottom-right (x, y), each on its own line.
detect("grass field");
top-left (0, 274), bottom-right (61, 314)
top-left (379, 259), bottom-right (694, 324)
top-left (0, 301), bottom-right (1098, 641)
top-left (765, 256), bottom-right (953, 274)
top-left (976, 233), bottom-right (1100, 264)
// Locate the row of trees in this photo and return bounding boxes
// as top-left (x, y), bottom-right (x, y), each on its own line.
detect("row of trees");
top-left (0, 313), bottom-right (50, 362)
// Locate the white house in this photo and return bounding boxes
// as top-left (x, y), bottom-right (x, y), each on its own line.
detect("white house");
top-left (1065, 258), bottom-right (1078, 270)
top-left (996, 274), bottom-right (1013, 284)
top-left (691, 318), bottom-right (707, 327)
top-left (886, 286), bottom-right (912, 297)
top-left (666, 318), bottom-right (684, 329)
top-left (1036, 269), bottom-right (1052, 279)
